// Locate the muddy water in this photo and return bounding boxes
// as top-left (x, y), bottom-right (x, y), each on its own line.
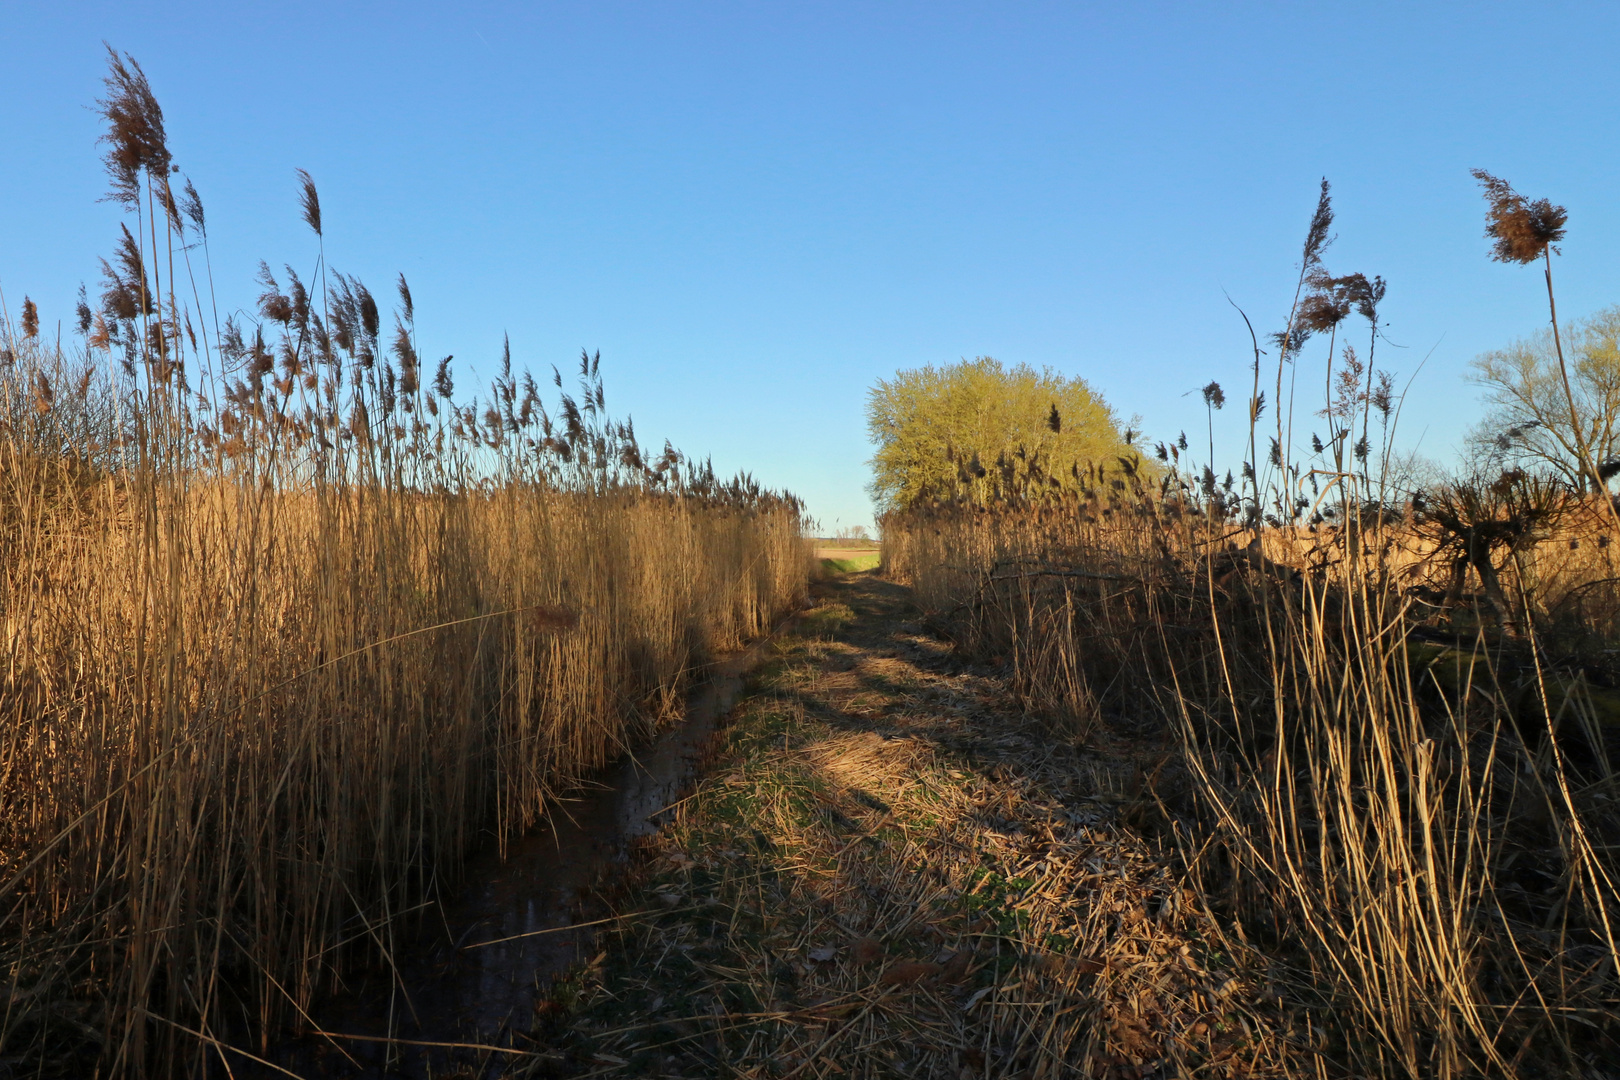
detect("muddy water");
top-left (262, 614), bottom-right (795, 1078)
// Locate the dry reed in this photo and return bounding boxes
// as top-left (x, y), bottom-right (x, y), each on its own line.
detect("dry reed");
top-left (884, 489), bottom-right (1620, 1077)
top-left (0, 51), bottom-right (808, 1075)
top-left (879, 180), bottom-right (1620, 1076)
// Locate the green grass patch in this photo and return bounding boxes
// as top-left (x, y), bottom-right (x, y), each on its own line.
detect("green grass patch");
top-left (819, 552), bottom-right (880, 574)
top-left (798, 601), bottom-right (856, 639)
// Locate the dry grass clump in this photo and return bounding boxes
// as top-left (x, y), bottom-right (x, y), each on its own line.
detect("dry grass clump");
top-left (0, 50), bottom-right (807, 1075)
top-left (534, 580), bottom-right (1308, 1079)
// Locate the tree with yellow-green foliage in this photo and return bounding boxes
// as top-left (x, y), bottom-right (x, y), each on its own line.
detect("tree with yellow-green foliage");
top-left (866, 357), bottom-right (1141, 511)
top-left (1468, 306), bottom-right (1620, 492)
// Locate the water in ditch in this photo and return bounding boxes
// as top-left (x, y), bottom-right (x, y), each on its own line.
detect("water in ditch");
top-left (256, 617), bottom-right (793, 1078)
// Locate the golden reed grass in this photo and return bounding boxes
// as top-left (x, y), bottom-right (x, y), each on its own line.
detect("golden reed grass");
top-left (879, 174), bottom-right (1620, 1076)
top-left (0, 49), bottom-right (808, 1075)
top-left (884, 493), bottom-right (1620, 1077)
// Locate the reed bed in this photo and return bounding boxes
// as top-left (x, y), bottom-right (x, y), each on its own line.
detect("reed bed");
top-left (0, 50), bottom-right (807, 1075)
top-left (878, 174), bottom-right (1620, 1076)
top-left (881, 462), bottom-right (1620, 1079)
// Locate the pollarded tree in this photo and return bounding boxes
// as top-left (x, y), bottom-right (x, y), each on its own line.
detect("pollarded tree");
top-left (1467, 306), bottom-right (1620, 490)
top-left (865, 356), bottom-right (1139, 511)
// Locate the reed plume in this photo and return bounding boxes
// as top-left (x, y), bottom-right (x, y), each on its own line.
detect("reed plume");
top-left (95, 46), bottom-right (170, 208)
top-left (295, 167), bottom-right (321, 237)
top-left (1472, 168), bottom-right (1567, 265)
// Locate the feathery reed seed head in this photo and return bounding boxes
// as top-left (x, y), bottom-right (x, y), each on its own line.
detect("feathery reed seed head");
top-left (1302, 178), bottom-right (1334, 270)
top-left (180, 177), bottom-right (205, 237)
top-left (1472, 169), bottom-right (1567, 264)
top-left (397, 273), bottom-right (413, 322)
top-left (295, 168), bottom-right (321, 237)
top-left (96, 47), bottom-right (171, 208)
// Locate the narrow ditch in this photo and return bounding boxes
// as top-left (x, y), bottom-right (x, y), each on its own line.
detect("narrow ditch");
top-left (255, 606), bottom-right (804, 1078)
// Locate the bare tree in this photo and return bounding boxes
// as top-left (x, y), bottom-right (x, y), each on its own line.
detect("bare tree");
top-left (1467, 306), bottom-right (1620, 489)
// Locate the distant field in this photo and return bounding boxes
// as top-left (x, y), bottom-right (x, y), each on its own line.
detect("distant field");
top-left (813, 544), bottom-right (881, 574)
top-left (819, 553), bottom-right (880, 574)
top-left (812, 537), bottom-right (879, 549)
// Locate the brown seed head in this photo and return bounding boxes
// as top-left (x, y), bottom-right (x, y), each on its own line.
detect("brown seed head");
top-left (295, 168), bottom-right (322, 237)
top-left (1471, 168), bottom-right (1567, 264)
top-left (96, 47), bottom-right (172, 209)
top-left (100, 223), bottom-right (155, 319)
top-left (180, 177), bottom-right (206, 238)
top-left (396, 273), bottom-right (413, 322)
top-left (1335, 271), bottom-right (1386, 323)
top-left (1302, 178), bottom-right (1334, 270)
top-left (1296, 267), bottom-right (1351, 335)
top-left (256, 262), bottom-right (293, 325)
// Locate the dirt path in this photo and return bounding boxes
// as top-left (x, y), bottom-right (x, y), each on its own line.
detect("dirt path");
top-left (519, 573), bottom-right (1304, 1079)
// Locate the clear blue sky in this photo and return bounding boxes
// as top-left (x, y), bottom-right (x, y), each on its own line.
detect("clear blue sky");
top-left (4, 3), bottom-right (1619, 532)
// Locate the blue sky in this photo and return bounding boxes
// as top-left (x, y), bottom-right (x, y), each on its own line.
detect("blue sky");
top-left (4, 3), bottom-right (1619, 532)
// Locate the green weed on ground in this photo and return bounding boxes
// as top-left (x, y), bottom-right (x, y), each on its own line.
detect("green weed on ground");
top-left (819, 553), bottom-right (881, 574)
